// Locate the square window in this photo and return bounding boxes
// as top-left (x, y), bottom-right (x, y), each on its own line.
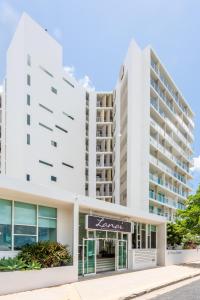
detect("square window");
top-left (51, 176), bottom-right (57, 182)
top-left (51, 87), bottom-right (57, 94)
top-left (51, 140), bottom-right (57, 147)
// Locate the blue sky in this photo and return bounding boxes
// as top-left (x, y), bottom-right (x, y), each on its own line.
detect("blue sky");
top-left (0, 0), bottom-right (199, 191)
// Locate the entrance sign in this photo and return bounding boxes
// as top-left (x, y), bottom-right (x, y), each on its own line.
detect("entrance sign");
top-left (86, 215), bottom-right (131, 233)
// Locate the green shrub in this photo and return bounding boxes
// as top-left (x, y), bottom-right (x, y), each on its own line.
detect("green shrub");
top-left (18, 241), bottom-right (72, 268)
top-left (0, 257), bottom-right (26, 271)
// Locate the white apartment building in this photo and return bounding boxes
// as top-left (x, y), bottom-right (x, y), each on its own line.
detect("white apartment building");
top-left (0, 13), bottom-right (194, 281)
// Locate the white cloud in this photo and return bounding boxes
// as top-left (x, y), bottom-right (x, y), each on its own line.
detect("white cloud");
top-left (0, 1), bottom-right (19, 27)
top-left (78, 75), bottom-right (95, 91)
top-left (64, 65), bottom-right (95, 91)
top-left (191, 156), bottom-right (200, 172)
top-left (52, 27), bottom-right (63, 40)
top-left (64, 66), bottom-right (75, 78)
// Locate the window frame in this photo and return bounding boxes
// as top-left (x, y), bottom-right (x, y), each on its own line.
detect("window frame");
top-left (0, 199), bottom-right (57, 251)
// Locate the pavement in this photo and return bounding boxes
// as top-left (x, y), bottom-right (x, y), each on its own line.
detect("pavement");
top-left (1, 263), bottom-right (200, 300)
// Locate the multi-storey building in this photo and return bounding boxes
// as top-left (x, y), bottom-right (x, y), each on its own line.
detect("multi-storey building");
top-left (0, 12), bottom-right (194, 283)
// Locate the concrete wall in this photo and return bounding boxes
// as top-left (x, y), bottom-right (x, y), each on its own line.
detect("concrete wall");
top-left (0, 265), bottom-right (77, 296)
top-left (165, 249), bottom-right (200, 265)
top-left (131, 249), bottom-right (157, 270)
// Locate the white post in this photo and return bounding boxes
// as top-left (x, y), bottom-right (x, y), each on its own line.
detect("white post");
top-left (73, 199), bottom-right (79, 279)
top-left (157, 222), bottom-right (166, 266)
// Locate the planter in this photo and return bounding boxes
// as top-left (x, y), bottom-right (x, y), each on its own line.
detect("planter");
top-left (0, 265), bottom-right (77, 296)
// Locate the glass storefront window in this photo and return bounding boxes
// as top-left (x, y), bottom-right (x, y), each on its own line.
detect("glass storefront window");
top-left (96, 231), bottom-right (106, 238)
top-left (107, 231), bottom-right (117, 239)
top-left (14, 202), bottom-right (37, 250)
top-left (88, 231), bottom-right (95, 238)
top-left (38, 206), bottom-right (57, 241)
top-left (132, 222), bottom-right (157, 249)
top-left (0, 199), bottom-right (12, 251)
top-left (0, 199), bottom-right (57, 251)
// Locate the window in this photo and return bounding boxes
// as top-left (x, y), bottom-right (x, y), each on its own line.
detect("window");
top-left (38, 206), bottom-right (57, 241)
top-left (50, 176), bottom-right (57, 182)
top-left (27, 114), bottom-right (31, 125)
top-left (27, 54), bottom-right (31, 66)
top-left (55, 125), bottom-right (68, 133)
top-left (0, 199), bottom-right (57, 251)
top-left (26, 174), bottom-right (30, 181)
top-left (51, 140), bottom-right (57, 147)
top-left (27, 94), bottom-right (30, 106)
top-left (39, 160), bottom-right (53, 167)
top-left (14, 202), bottom-right (37, 250)
top-left (39, 66), bottom-right (53, 78)
top-left (62, 162), bottom-right (74, 169)
top-left (27, 74), bottom-right (31, 86)
top-left (63, 77), bottom-right (74, 88)
top-left (0, 199), bottom-right (12, 251)
top-left (62, 111), bottom-right (74, 120)
top-left (132, 222), bottom-right (157, 249)
top-left (39, 103), bottom-right (53, 113)
top-left (51, 87), bottom-right (57, 94)
top-left (151, 225), bottom-right (157, 248)
top-left (27, 134), bottom-right (30, 145)
top-left (39, 123), bottom-right (53, 131)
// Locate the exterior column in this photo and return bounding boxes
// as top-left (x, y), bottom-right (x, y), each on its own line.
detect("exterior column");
top-left (73, 198), bottom-right (79, 279)
top-left (157, 222), bottom-right (166, 266)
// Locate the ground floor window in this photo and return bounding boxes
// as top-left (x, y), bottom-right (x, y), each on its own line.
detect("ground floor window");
top-left (132, 222), bottom-right (157, 249)
top-left (0, 198), bottom-right (57, 251)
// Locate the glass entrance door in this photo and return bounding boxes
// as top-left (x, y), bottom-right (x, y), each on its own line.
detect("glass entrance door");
top-left (83, 239), bottom-right (96, 275)
top-left (117, 240), bottom-right (127, 270)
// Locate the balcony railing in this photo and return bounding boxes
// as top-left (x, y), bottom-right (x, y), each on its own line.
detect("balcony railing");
top-left (150, 136), bottom-right (190, 174)
top-left (149, 189), bottom-right (178, 208)
top-left (150, 61), bottom-right (194, 125)
top-left (149, 173), bottom-right (188, 199)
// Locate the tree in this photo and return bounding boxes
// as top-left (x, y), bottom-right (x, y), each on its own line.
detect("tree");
top-left (178, 184), bottom-right (200, 236)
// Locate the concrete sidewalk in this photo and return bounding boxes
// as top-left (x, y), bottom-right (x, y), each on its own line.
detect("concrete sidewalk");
top-left (1, 263), bottom-right (200, 300)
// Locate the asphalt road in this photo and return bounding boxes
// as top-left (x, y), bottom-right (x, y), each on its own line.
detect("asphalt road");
top-left (152, 279), bottom-right (200, 300)
top-left (136, 276), bottom-right (200, 300)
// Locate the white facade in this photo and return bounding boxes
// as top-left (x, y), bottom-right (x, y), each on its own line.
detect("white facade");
top-left (0, 12), bottom-right (194, 285)
top-left (1, 13), bottom-right (86, 195)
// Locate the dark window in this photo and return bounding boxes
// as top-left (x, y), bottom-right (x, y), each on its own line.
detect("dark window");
top-left (39, 123), bottom-right (53, 131)
top-left (26, 174), bottom-right (30, 181)
top-left (27, 94), bottom-right (30, 105)
top-left (51, 140), bottom-right (57, 147)
top-left (141, 224), bottom-right (146, 248)
top-left (63, 77), bottom-right (74, 88)
top-left (27, 134), bottom-right (30, 145)
top-left (27, 74), bottom-right (31, 86)
top-left (55, 125), bottom-right (68, 133)
top-left (151, 226), bottom-right (157, 248)
top-left (51, 176), bottom-right (57, 182)
top-left (39, 66), bottom-right (53, 78)
top-left (132, 224), bottom-right (137, 249)
top-left (27, 114), bottom-right (31, 125)
top-left (62, 111), bottom-right (74, 120)
top-left (51, 87), bottom-right (57, 94)
top-left (39, 160), bottom-right (53, 167)
top-left (62, 162), bottom-right (74, 169)
top-left (39, 103), bottom-right (53, 113)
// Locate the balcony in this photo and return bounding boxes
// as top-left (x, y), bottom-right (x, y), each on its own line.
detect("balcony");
top-left (149, 189), bottom-right (178, 208)
top-left (150, 136), bottom-right (190, 174)
top-left (149, 173), bottom-right (188, 199)
top-left (150, 62), bottom-right (194, 126)
top-left (150, 81), bottom-right (194, 145)
top-left (149, 155), bottom-right (191, 188)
